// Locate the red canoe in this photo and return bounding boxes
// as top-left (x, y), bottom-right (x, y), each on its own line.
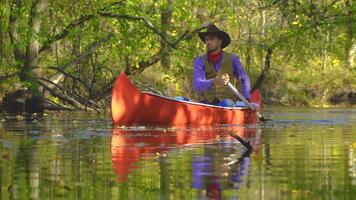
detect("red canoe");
top-left (111, 72), bottom-right (261, 125)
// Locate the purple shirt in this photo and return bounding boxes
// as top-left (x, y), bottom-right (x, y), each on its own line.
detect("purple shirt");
top-left (193, 53), bottom-right (251, 99)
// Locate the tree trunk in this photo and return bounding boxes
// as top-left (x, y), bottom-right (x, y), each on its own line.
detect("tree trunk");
top-left (0, 15), bottom-right (3, 65)
top-left (321, 30), bottom-right (330, 105)
top-left (8, 0), bottom-right (26, 90)
top-left (259, 0), bottom-right (266, 71)
top-left (9, 0), bottom-right (46, 90)
top-left (9, 0), bottom-right (25, 63)
top-left (160, 0), bottom-right (173, 70)
top-left (26, 0), bottom-right (46, 77)
top-left (245, 28), bottom-right (252, 73)
top-left (251, 48), bottom-right (273, 92)
top-left (344, 0), bottom-right (355, 70)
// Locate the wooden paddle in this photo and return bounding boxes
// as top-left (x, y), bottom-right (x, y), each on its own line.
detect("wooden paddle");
top-left (229, 133), bottom-right (253, 151)
top-left (226, 82), bottom-right (266, 121)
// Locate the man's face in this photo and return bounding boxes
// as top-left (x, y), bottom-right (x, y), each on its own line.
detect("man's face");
top-left (204, 35), bottom-right (222, 52)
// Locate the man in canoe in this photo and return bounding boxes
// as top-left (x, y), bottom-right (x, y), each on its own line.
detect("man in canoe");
top-left (193, 24), bottom-right (251, 107)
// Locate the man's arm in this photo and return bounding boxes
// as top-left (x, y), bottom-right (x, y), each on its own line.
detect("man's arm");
top-left (232, 55), bottom-right (251, 99)
top-left (193, 57), bottom-right (214, 92)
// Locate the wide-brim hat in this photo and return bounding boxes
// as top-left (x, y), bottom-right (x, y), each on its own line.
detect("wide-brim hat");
top-left (198, 24), bottom-right (231, 48)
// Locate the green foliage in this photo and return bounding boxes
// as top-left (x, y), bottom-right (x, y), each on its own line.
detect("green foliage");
top-left (0, 0), bottom-right (354, 107)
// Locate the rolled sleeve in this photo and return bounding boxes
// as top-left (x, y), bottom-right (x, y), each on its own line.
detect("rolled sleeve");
top-left (232, 55), bottom-right (251, 99)
top-left (193, 57), bottom-right (214, 93)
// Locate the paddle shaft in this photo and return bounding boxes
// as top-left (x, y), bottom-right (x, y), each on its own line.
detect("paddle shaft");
top-left (226, 82), bottom-right (265, 120)
top-left (226, 82), bottom-right (255, 110)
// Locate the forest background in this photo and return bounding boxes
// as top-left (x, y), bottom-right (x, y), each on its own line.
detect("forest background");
top-left (0, 0), bottom-right (355, 111)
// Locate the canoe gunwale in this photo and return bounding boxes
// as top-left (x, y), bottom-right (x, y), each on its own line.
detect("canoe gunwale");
top-left (142, 91), bottom-right (248, 110)
top-left (111, 72), bottom-right (259, 125)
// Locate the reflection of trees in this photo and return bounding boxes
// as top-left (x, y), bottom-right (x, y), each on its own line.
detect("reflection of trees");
top-left (249, 126), bottom-right (356, 200)
top-left (348, 145), bottom-right (356, 186)
top-left (159, 155), bottom-right (170, 200)
top-left (10, 140), bottom-right (37, 199)
top-left (3, 119), bottom-right (355, 199)
top-left (2, 120), bottom-right (40, 199)
top-left (1, 116), bottom-right (116, 199)
top-left (29, 148), bottom-right (39, 200)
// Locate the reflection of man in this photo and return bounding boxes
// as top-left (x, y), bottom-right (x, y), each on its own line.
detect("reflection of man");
top-left (206, 178), bottom-right (222, 200)
top-left (231, 151), bottom-right (251, 189)
top-left (192, 138), bottom-right (252, 199)
top-left (192, 156), bottom-right (222, 200)
top-left (193, 24), bottom-right (251, 107)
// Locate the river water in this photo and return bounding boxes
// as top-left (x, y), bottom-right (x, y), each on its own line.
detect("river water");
top-left (0, 108), bottom-right (355, 200)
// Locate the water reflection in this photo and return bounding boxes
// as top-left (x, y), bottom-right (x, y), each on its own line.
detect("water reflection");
top-left (111, 126), bottom-right (261, 199)
top-left (1, 112), bottom-right (113, 200)
top-left (1, 109), bottom-right (356, 199)
top-left (192, 136), bottom-right (253, 200)
top-left (349, 145), bottom-right (356, 186)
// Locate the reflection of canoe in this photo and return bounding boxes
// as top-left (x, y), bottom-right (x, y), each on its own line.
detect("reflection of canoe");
top-left (111, 72), bottom-right (261, 125)
top-left (111, 127), bottom-right (259, 182)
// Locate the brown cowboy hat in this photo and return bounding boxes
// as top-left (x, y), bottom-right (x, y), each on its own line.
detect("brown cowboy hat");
top-left (198, 24), bottom-right (231, 48)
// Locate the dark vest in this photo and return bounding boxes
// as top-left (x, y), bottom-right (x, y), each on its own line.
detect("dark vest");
top-left (201, 52), bottom-right (237, 103)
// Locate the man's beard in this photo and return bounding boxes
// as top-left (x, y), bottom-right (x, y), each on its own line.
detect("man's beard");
top-left (208, 47), bottom-right (218, 52)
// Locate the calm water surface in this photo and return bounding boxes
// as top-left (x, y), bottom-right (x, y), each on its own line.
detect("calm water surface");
top-left (1, 108), bottom-right (356, 200)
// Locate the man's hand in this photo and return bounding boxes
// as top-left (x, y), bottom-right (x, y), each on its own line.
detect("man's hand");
top-left (213, 74), bottom-right (229, 86)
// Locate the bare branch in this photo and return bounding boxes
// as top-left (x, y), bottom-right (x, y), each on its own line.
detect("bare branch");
top-left (123, 50), bottom-right (164, 75)
top-left (99, 12), bottom-right (177, 48)
top-left (0, 72), bottom-right (20, 82)
top-left (40, 9), bottom-right (209, 55)
top-left (257, 0), bottom-right (283, 10)
top-left (54, 33), bottom-right (113, 71)
top-left (47, 66), bottom-right (94, 94)
top-left (99, 1), bottom-right (125, 12)
top-left (100, 13), bottom-right (210, 49)
top-left (37, 77), bottom-right (83, 109)
top-left (38, 77), bottom-right (100, 112)
top-left (44, 97), bottom-right (76, 111)
top-left (177, 23), bottom-right (211, 41)
top-left (1, 34), bottom-right (113, 85)
top-left (42, 34), bottom-right (114, 95)
top-left (90, 78), bottom-right (116, 102)
top-left (39, 14), bottom-right (96, 53)
top-left (121, 23), bottom-right (210, 75)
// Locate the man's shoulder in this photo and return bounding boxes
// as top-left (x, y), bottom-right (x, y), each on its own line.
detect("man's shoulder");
top-left (193, 55), bottom-right (205, 66)
top-left (194, 54), bottom-right (207, 62)
top-left (224, 52), bottom-right (241, 62)
top-left (223, 51), bottom-right (238, 57)
top-left (196, 53), bottom-right (207, 58)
